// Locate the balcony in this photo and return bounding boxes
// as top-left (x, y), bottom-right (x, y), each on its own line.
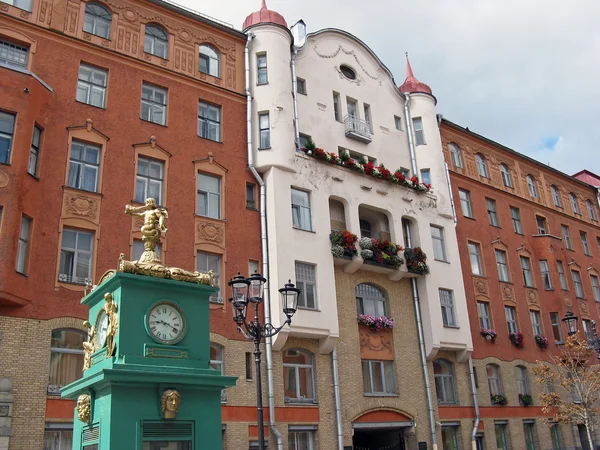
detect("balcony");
top-left (344, 115), bottom-right (372, 143)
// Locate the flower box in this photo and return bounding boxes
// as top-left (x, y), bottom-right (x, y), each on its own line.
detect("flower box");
top-left (519, 394), bottom-right (533, 406)
top-left (330, 230), bottom-right (358, 258)
top-left (534, 334), bottom-right (548, 349)
top-left (357, 314), bottom-right (395, 332)
top-left (404, 247), bottom-right (430, 275)
top-left (509, 332), bottom-right (524, 348)
top-left (480, 329), bottom-right (497, 342)
top-left (491, 394), bottom-right (507, 406)
top-left (358, 237), bottom-right (404, 269)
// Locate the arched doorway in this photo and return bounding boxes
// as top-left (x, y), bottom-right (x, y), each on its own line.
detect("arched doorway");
top-left (352, 410), bottom-right (414, 450)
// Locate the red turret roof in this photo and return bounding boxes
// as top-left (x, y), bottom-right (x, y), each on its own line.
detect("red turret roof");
top-left (399, 54), bottom-right (432, 96)
top-left (243, 0), bottom-right (287, 31)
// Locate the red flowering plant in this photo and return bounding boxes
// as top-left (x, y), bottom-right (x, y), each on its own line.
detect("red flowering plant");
top-left (358, 237), bottom-right (404, 269)
top-left (404, 247), bottom-right (430, 275)
top-left (480, 329), bottom-right (497, 342)
top-left (330, 230), bottom-right (358, 258)
top-left (357, 314), bottom-right (395, 332)
top-left (510, 332), bottom-right (525, 348)
top-left (535, 334), bottom-right (549, 349)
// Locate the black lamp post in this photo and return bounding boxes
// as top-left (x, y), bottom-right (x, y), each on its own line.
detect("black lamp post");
top-left (562, 311), bottom-right (579, 336)
top-left (562, 311), bottom-right (600, 360)
top-left (228, 272), bottom-right (300, 450)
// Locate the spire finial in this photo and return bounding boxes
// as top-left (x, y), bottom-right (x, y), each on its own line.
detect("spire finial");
top-left (405, 53), bottom-right (414, 79)
top-left (261, 0), bottom-right (267, 9)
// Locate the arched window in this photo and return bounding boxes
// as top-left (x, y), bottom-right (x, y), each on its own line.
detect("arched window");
top-left (144, 24), bottom-right (168, 59)
top-left (210, 342), bottom-right (224, 373)
top-left (551, 185), bottom-right (562, 207)
top-left (199, 44), bottom-right (220, 77)
top-left (475, 153), bottom-right (488, 178)
top-left (527, 175), bottom-right (538, 198)
top-left (283, 349), bottom-right (315, 402)
top-left (515, 365), bottom-right (529, 395)
top-left (486, 363), bottom-right (503, 396)
top-left (570, 193), bottom-right (580, 214)
top-left (449, 143), bottom-right (463, 169)
top-left (434, 359), bottom-right (456, 404)
top-left (587, 199), bottom-right (597, 221)
top-left (500, 163), bottom-right (512, 188)
top-left (83, 3), bottom-right (112, 39)
top-left (48, 329), bottom-right (86, 394)
top-left (356, 283), bottom-right (387, 317)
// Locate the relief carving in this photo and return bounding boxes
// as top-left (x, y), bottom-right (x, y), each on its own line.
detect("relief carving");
top-left (564, 297), bottom-right (573, 308)
top-left (196, 221), bottom-right (224, 244)
top-left (20, 9), bottom-right (30, 18)
top-left (101, 39), bottom-right (110, 47)
top-left (580, 300), bottom-right (589, 315)
top-left (143, 52), bottom-right (151, 61)
top-left (0, 169), bottom-right (9, 189)
top-left (83, 32), bottom-right (92, 41)
top-left (0, 3), bottom-right (9, 11)
top-left (160, 58), bottom-right (168, 67)
top-left (132, 33), bottom-right (138, 54)
top-left (179, 29), bottom-right (192, 42)
top-left (39, 1), bottom-right (47, 22)
top-left (123, 9), bottom-right (137, 22)
top-left (117, 28), bottom-right (124, 49)
top-left (313, 44), bottom-right (382, 86)
top-left (187, 54), bottom-right (193, 73)
top-left (474, 278), bottom-right (489, 296)
top-left (501, 284), bottom-right (514, 300)
top-left (64, 194), bottom-right (100, 220)
top-left (359, 325), bottom-right (393, 359)
top-left (175, 48), bottom-right (180, 69)
top-left (526, 289), bottom-right (538, 305)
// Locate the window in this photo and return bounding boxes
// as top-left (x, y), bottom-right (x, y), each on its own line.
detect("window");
top-left (59, 228), bottom-right (93, 284)
top-left (248, 260), bottom-right (259, 276)
top-left (530, 310), bottom-right (542, 336)
top-left (76, 64), bottom-right (107, 108)
top-left (132, 239), bottom-right (161, 261)
top-left (520, 256), bottom-right (534, 287)
top-left (83, 3), bottom-right (111, 39)
top-left (256, 53), bottom-right (267, 85)
top-left (43, 426), bottom-right (73, 450)
top-left (587, 200), bottom-right (597, 221)
top-left (197, 172), bottom-right (220, 218)
top-left (552, 185), bottom-right (562, 207)
top-left (486, 364), bottom-right (503, 396)
top-left (67, 141), bottom-right (100, 192)
top-left (197, 252), bottom-right (221, 302)
top-left (459, 189), bottom-right (473, 218)
top-left (0, 38), bottom-right (29, 68)
top-left (288, 430), bottom-right (315, 450)
top-left (434, 359), bottom-right (456, 404)
top-left (505, 306), bottom-right (518, 334)
top-left (581, 231), bottom-right (591, 255)
top-left (495, 249), bottom-right (509, 282)
top-left (296, 77), bottom-right (306, 95)
top-left (582, 319), bottom-right (593, 341)
top-left (333, 92), bottom-right (341, 122)
top-left (28, 125), bottom-right (42, 176)
top-left (476, 153), bottom-right (489, 178)
top-left (478, 302), bottom-right (491, 329)
top-left (258, 112), bottom-right (270, 149)
top-left (356, 283), bottom-right (387, 317)
top-left (441, 425), bottom-right (460, 450)
top-left (524, 422), bottom-right (537, 450)
top-left (561, 225), bottom-right (572, 249)
top-left (510, 207), bottom-right (523, 234)
top-left (430, 225), bottom-right (447, 261)
top-left (515, 366), bottom-right (530, 395)
top-left (500, 163), bottom-right (512, 187)
top-left (143, 24), bottom-right (168, 59)
top-left (495, 423), bottom-right (509, 450)
top-left (536, 216), bottom-right (548, 234)
top-left (468, 242), bottom-right (483, 276)
top-left (199, 44), bottom-right (219, 77)
top-left (298, 134), bottom-right (311, 150)
top-left (550, 425), bottom-right (562, 450)
top-left (362, 360), bottom-right (395, 395)
top-left (209, 343), bottom-right (223, 373)
top-left (136, 157), bottom-right (164, 205)
top-left (570, 193), bottom-right (580, 214)
top-left (440, 289), bottom-right (456, 327)
top-left (291, 188), bottom-right (311, 231)
top-left (245, 352), bottom-right (253, 380)
top-left (449, 143), bottom-right (463, 168)
top-left (16, 215), bottom-right (32, 274)
top-left (360, 219), bottom-right (372, 238)
top-left (347, 98), bottom-right (358, 118)
top-left (550, 312), bottom-right (564, 344)
top-left (394, 116), bottom-right (402, 131)
top-left (340, 64), bottom-right (356, 79)
top-left (197, 101), bottom-right (221, 142)
top-left (412, 117), bottom-right (425, 145)
top-left (140, 83), bottom-right (167, 125)
top-left (539, 260), bottom-right (552, 290)
top-left (486, 198), bottom-right (499, 227)
top-left (246, 183), bottom-right (256, 209)
top-left (283, 349), bottom-right (315, 402)
top-left (363, 104), bottom-right (373, 133)
top-left (591, 274), bottom-right (600, 301)
top-left (527, 175), bottom-right (538, 198)
top-left (572, 270), bottom-right (584, 298)
top-left (48, 329), bottom-right (85, 394)
top-left (557, 261), bottom-right (568, 290)
top-left (295, 262), bottom-right (317, 309)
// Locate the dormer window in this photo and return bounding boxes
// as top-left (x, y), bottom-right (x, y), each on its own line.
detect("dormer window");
top-left (340, 64), bottom-right (356, 80)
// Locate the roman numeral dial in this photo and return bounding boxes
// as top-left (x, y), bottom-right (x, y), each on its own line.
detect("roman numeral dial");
top-left (146, 302), bottom-right (186, 344)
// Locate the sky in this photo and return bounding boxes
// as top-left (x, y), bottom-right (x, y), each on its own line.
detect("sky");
top-left (181, 0), bottom-right (600, 176)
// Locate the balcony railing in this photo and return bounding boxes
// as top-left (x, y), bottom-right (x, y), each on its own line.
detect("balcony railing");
top-left (58, 274), bottom-right (91, 285)
top-left (344, 115), bottom-right (372, 143)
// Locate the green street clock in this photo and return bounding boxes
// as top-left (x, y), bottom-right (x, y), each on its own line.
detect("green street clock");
top-left (146, 301), bottom-right (187, 344)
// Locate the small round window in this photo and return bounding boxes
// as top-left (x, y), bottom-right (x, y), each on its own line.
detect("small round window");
top-left (340, 64), bottom-right (356, 80)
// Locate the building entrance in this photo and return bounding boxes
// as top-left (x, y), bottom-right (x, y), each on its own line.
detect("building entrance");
top-left (352, 427), bottom-right (406, 450)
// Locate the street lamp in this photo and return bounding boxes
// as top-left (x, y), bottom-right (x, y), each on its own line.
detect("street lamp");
top-left (562, 311), bottom-right (579, 336)
top-left (562, 311), bottom-right (600, 360)
top-left (228, 272), bottom-right (300, 450)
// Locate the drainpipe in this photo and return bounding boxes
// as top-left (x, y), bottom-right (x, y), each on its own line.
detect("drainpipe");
top-left (332, 347), bottom-right (344, 450)
top-left (404, 93), bottom-right (419, 181)
top-left (468, 356), bottom-right (480, 450)
top-left (245, 32), bottom-right (284, 450)
top-left (291, 47), bottom-right (300, 150)
top-left (444, 162), bottom-right (457, 225)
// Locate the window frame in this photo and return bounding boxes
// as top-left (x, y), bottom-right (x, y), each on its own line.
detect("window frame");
top-left (449, 143), bottom-right (463, 169)
top-left (510, 207), bottom-right (523, 234)
top-left (562, 225), bottom-right (573, 250)
top-left (527, 175), bottom-right (538, 198)
top-left (430, 225), bottom-right (447, 262)
top-left (434, 359), bottom-right (457, 404)
top-left (500, 163), bottom-right (512, 187)
top-left (476, 153), bottom-right (489, 178)
top-left (412, 117), bottom-right (425, 145)
top-left (551, 185), bottom-right (562, 207)
top-left (246, 183), bottom-right (256, 210)
top-left (197, 101), bottom-right (221, 142)
top-left (0, 38), bottom-right (29, 69)
top-left (580, 231), bottom-right (591, 255)
top-left (486, 364), bottom-right (503, 396)
top-left (571, 269), bottom-right (584, 298)
top-left (295, 261), bottom-right (317, 310)
top-left (536, 215), bottom-right (548, 234)
top-left (28, 124), bottom-right (42, 176)
top-left (258, 112), bottom-right (270, 149)
top-left (570, 193), bottom-right (581, 215)
top-left (557, 261), bottom-right (568, 290)
top-left (16, 215), bottom-right (32, 275)
top-left (288, 430), bottom-right (316, 450)
top-left (530, 310), bottom-right (542, 336)
top-left (135, 156), bottom-right (164, 205)
top-left (256, 52), bottom-right (268, 85)
top-left (296, 77), bottom-right (306, 95)
top-left (520, 256), bottom-right (534, 287)
top-left (486, 198), bottom-right (499, 227)
top-left (590, 274), bottom-right (600, 302)
top-left (587, 200), bottom-right (597, 221)
top-left (59, 228), bottom-right (94, 285)
top-left (48, 329), bottom-right (86, 395)
top-left (394, 115), bottom-right (402, 131)
top-left (440, 289), bottom-right (457, 328)
top-left (468, 241), bottom-right (483, 276)
top-left (477, 301), bottom-right (491, 329)
top-left (82, 2), bottom-right (112, 39)
top-left (291, 187), bottom-right (312, 232)
top-left (333, 92), bottom-right (341, 122)
top-left (356, 283), bottom-right (387, 317)
top-left (144, 24), bottom-right (168, 59)
top-left (283, 349), bottom-right (316, 402)
top-left (459, 189), bottom-right (474, 218)
top-left (197, 251), bottom-right (222, 303)
top-left (550, 312), bottom-right (564, 344)
top-left (362, 359), bottom-right (396, 395)
top-left (515, 365), bottom-right (530, 395)
top-left (495, 249), bottom-right (509, 282)
top-left (67, 140), bottom-right (101, 193)
top-left (196, 172), bottom-right (221, 219)
top-left (76, 63), bottom-right (108, 109)
top-left (539, 259), bottom-right (553, 290)
top-left (505, 306), bottom-right (518, 334)
top-left (199, 44), bottom-right (220, 77)
top-left (140, 82), bottom-right (167, 126)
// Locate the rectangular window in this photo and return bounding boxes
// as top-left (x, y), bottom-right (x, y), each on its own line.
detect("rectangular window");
top-left (520, 256), bottom-right (534, 287)
top-left (363, 104), bottom-right (373, 133)
top-left (257, 53), bottom-right (267, 85)
top-left (550, 312), bottom-right (564, 344)
top-left (259, 112), bottom-right (270, 149)
top-left (296, 77), bottom-right (306, 95)
top-left (582, 319), bottom-right (593, 341)
top-left (510, 207), bottom-right (523, 234)
top-left (530, 310), bottom-right (542, 336)
top-left (16, 215), bottom-right (31, 274)
top-left (459, 189), bottom-right (473, 218)
top-left (572, 270), bottom-right (584, 298)
top-left (140, 83), bottom-right (167, 126)
top-left (421, 169), bottom-right (431, 186)
top-left (478, 301), bottom-right (491, 329)
top-left (486, 198), bottom-right (499, 227)
top-left (248, 260), bottom-right (259, 276)
top-left (0, 38), bottom-right (29, 67)
top-left (551, 425), bottom-right (561, 450)
top-left (441, 426), bottom-right (460, 450)
top-left (346, 98), bottom-right (358, 118)
top-left (246, 183), bottom-right (256, 209)
top-left (468, 242), bottom-right (483, 276)
top-left (557, 261), bottom-right (568, 290)
top-left (562, 225), bottom-right (572, 249)
top-left (333, 92), bottom-right (341, 122)
top-left (76, 64), bottom-right (107, 108)
top-left (581, 231), bottom-right (591, 255)
top-left (67, 141), bottom-right (100, 192)
top-left (591, 274), bottom-right (600, 302)
top-left (197, 251), bottom-right (221, 302)
top-left (132, 239), bottom-right (161, 261)
top-left (245, 352), bottom-right (252, 380)
top-left (0, 110), bottom-right (16, 164)
top-left (28, 125), bottom-right (42, 176)
top-left (295, 262), bottom-right (317, 309)
top-left (362, 360), bottom-right (396, 394)
top-left (299, 133), bottom-right (311, 150)
top-left (288, 430), bottom-right (316, 450)
top-left (197, 173), bottom-right (221, 219)
top-left (59, 228), bottom-right (93, 284)
top-left (291, 188), bottom-right (312, 231)
top-left (413, 117), bottom-right (425, 145)
top-left (536, 216), bottom-right (548, 234)
top-left (197, 101), bottom-right (221, 142)
top-left (495, 423), bottom-right (509, 450)
top-left (43, 427), bottom-right (74, 450)
top-left (136, 157), bottom-right (164, 205)
top-left (524, 422), bottom-right (537, 450)
top-left (495, 249), bottom-right (509, 282)
top-left (539, 260), bottom-right (553, 290)
top-left (505, 306), bottom-right (518, 334)
top-left (440, 289), bottom-right (456, 327)
top-left (394, 115), bottom-right (402, 130)
top-left (430, 225), bottom-right (447, 261)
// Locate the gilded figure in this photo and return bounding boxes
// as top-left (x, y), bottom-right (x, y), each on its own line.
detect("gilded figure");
top-left (76, 394), bottom-right (92, 423)
top-left (104, 292), bottom-right (118, 358)
top-left (161, 389), bottom-right (181, 419)
top-left (125, 198), bottom-right (168, 263)
top-left (82, 321), bottom-right (95, 371)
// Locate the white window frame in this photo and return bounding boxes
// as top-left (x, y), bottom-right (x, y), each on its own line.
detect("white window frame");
top-left (550, 312), bottom-right (564, 344)
top-left (581, 231), bottom-right (591, 255)
top-left (48, 329), bottom-right (86, 394)
top-left (434, 359), bottom-right (457, 404)
top-left (476, 154), bottom-right (489, 178)
top-left (500, 163), bottom-right (512, 187)
top-left (140, 82), bottom-right (167, 125)
top-left (505, 306), bottom-right (518, 334)
top-left (82, 2), bottom-right (112, 39)
top-left (209, 342), bottom-right (224, 373)
top-left (283, 349), bottom-right (316, 402)
top-left (0, 38), bottom-right (29, 68)
top-left (421, 169), bottom-right (431, 186)
top-left (570, 193), bottom-right (580, 214)
top-left (257, 53), bottom-right (267, 85)
top-left (144, 24), bottom-right (168, 59)
top-left (258, 112), bottom-right (270, 149)
top-left (539, 260), bottom-right (552, 290)
top-left (136, 156), bottom-right (164, 205)
top-left (515, 366), bottom-right (530, 395)
top-left (459, 189), bottom-right (473, 218)
top-left (440, 289), bottom-right (456, 327)
top-left (587, 200), bottom-right (597, 221)
top-left (530, 310), bottom-right (542, 336)
top-left (16, 215), bottom-right (31, 274)
top-left (28, 125), bottom-right (41, 176)
top-left (527, 175), bottom-right (538, 198)
top-left (288, 430), bottom-right (316, 450)
top-left (362, 359), bottom-right (396, 395)
top-left (356, 283), bottom-right (387, 317)
top-left (552, 185), bottom-right (562, 207)
top-left (295, 262), bottom-right (317, 309)
top-left (495, 249), bottom-right (509, 282)
top-left (197, 251), bottom-right (222, 303)
top-left (478, 301), bottom-right (491, 329)
top-left (430, 225), bottom-right (447, 262)
top-left (76, 64), bottom-right (107, 108)
top-left (333, 92), bottom-right (341, 122)
top-left (487, 364), bottom-right (503, 396)
top-left (197, 101), bottom-right (221, 142)
top-left (557, 261), bottom-right (568, 290)
top-left (582, 319), bottom-right (593, 341)
top-left (43, 425), bottom-right (74, 450)
top-left (536, 216), bottom-right (548, 234)
top-left (291, 188), bottom-right (312, 231)
top-left (591, 274), bottom-right (600, 302)
top-left (199, 44), bottom-right (220, 77)
top-left (412, 117), bottom-right (425, 145)
top-left (520, 256), bottom-right (534, 287)
top-left (67, 140), bottom-right (101, 192)
top-left (468, 242), bottom-right (483, 276)
top-left (449, 143), bottom-right (463, 168)
top-left (363, 103), bottom-right (373, 133)
top-left (0, 110), bottom-right (15, 164)
top-left (486, 198), bottom-right (499, 226)
top-left (572, 270), bottom-right (584, 298)
top-left (562, 225), bottom-right (573, 249)
top-left (59, 228), bottom-right (93, 284)
top-left (510, 207), bottom-right (523, 234)
top-left (197, 172), bottom-right (221, 219)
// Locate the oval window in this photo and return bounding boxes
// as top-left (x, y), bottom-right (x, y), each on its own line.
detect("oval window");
top-left (340, 64), bottom-right (356, 80)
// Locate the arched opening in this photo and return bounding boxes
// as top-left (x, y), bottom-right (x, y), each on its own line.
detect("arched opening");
top-left (352, 410), bottom-right (414, 450)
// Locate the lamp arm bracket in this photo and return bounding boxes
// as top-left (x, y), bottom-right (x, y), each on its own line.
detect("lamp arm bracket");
top-left (262, 320), bottom-right (291, 338)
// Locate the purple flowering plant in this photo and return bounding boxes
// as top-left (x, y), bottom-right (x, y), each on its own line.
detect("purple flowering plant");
top-left (357, 314), bottom-right (395, 332)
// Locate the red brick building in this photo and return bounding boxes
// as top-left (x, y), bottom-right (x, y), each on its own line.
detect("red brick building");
top-left (441, 118), bottom-right (600, 449)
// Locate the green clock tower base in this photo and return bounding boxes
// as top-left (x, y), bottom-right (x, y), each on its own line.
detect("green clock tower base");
top-left (61, 272), bottom-right (236, 450)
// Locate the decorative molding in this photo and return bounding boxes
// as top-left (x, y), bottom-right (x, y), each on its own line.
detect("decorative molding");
top-left (0, 169), bottom-right (9, 189)
top-left (474, 278), bottom-right (489, 296)
top-left (501, 284), bottom-right (514, 300)
top-left (358, 325), bottom-right (393, 359)
top-left (525, 289), bottom-right (538, 305)
top-left (564, 297), bottom-right (573, 308)
top-left (313, 44), bottom-right (383, 85)
top-left (334, 65), bottom-right (363, 86)
top-left (63, 193), bottom-right (100, 221)
top-left (196, 221), bottom-right (224, 244)
top-left (579, 300), bottom-right (589, 315)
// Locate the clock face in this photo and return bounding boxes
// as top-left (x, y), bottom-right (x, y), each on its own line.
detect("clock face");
top-left (146, 302), bottom-right (186, 344)
top-left (94, 309), bottom-right (109, 350)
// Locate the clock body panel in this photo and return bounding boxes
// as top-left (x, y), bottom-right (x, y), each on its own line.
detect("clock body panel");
top-left (145, 300), bottom-right (187, 345)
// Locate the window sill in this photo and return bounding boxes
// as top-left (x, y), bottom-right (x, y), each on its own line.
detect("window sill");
top-left (15, 271), bottom-right (29, 278)
top-left (576, 296), bottom-right (586, 300)
top-left (0, 161), bottom-right (10, 166)
top-left (246, 206), bottom-right (259, 212)
top-left (63, 186), bottom-right (102, 196)
top-left (284, 399), bottom-right (318, 405)
top-left (2, 3), bottom-right (32, 12)
top-left (140, 117), bottom-right (168, 128)
top-left (443, 325), bottom-right (460, 329)
top-left (58, 279), bottom-right (87, 286)
top-left (257, 82), bottom-right (269, 86)
top-left (27, 172), bottom-right (39, 180)
top-left (463, 215), bottom-right (476, 221)
top-left (438, 403), bottom-right (460, 407)
top-left (297, 306), bottom-right (320, 312)
top-left (258, 147), bottom-right (272, 151)
top-left (472, 274), bottom-right (487, 280)
top-left (298, 91), bottom-right (307, 96)
top-left (292, 226), bottom-right (315, 233)
top-left (194, 214), bottom-right (226, 222)
top-left (143, 51), bottom-right (169, 62)
top-left (524, 285), bottom-right (536, 289)
top-left (364, 393), bottom-right (399, 398)
top-left (75, 99), bottom-right (106, 110)
top-left (490, 224), bottom-right (501, 229)
top-left (86, 33), bottom-right (112, 41)
top-left (434, 258), bottom-right (450, 264)
top-left (197, 135), bottom-right (223, 144)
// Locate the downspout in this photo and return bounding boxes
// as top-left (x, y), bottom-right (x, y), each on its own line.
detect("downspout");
top-left (291, 47), bottom-right (300, 150)
top-left (332, 347), bottom-right (344, 450)
top-left (404, 93), bottom-right (419, 180)
top-left (468, 357), bottom-right (480, 450)
top-left (245, 32), bottom-right (284, 450)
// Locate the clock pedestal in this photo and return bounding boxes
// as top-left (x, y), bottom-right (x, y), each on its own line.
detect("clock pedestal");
top-left (61, 272), bottom-right (236, 450)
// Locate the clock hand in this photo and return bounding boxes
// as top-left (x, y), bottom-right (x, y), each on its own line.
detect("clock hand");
top-left (157, 320), bottom-right (178, 332)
